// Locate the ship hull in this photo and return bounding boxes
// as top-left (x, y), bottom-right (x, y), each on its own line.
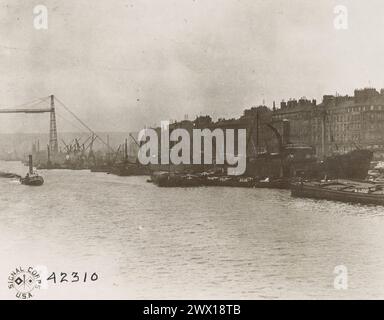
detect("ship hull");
top-left (291, 183), bottom-right (384, 206)
top-left (324, 149), bottom-right (373, 180)
top-left (20, 176), bottom-right (44, 186)
top-left (150, 172), bottom-right (291, 189)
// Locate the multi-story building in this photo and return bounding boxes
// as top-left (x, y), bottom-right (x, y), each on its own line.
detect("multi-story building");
top-left (272, 98), bottom-right (317, 148)
top-left (272, 88), bottom-right (384, 159)
top-left (145, 87), bottom-right (384, 174)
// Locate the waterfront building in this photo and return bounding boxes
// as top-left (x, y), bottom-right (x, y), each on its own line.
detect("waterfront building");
top-left (272, 88), bottom-right (384, 159)
top-left (146, 87), bottom-right (384, 173)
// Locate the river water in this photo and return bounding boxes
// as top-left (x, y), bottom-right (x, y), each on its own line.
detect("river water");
top-left (1, 160), bottom-right (384, 299)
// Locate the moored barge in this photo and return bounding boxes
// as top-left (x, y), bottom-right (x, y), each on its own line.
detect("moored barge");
top-left (291, 180), bottom-right (384, 206)
top-left (150, 171), bottom-right (290, 189)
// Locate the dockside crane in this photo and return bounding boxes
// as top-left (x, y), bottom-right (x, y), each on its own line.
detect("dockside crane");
top-left (0, 95), bottom-right (58, 154)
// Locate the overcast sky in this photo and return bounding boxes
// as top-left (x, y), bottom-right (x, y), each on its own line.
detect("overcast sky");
top-left (1, 0), bottom-right (384, 133)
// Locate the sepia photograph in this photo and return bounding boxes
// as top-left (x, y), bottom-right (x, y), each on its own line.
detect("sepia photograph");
top-left (1, 0), bottom-right (384, 309)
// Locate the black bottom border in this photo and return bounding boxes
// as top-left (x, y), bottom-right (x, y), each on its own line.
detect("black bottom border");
top-left (0, 300), bottom-right (378, 318)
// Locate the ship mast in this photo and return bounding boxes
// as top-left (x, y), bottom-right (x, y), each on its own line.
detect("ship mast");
top-left (28, 155), bottom-right (33, 174)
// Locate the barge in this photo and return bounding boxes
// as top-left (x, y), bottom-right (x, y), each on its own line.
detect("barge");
top-left (291, 180), bottom-right (384, 206)
top-left (150, 171), bottom-right (290, 189)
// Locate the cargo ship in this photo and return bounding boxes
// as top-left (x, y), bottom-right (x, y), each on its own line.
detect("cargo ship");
top-left (323, 149), bottom-right (373, 180)
top-left (247, 119), bottom-right (373, 181)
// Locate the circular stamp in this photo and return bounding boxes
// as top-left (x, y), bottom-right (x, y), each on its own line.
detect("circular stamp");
top-left (8, 267), bottom-right (41, 299)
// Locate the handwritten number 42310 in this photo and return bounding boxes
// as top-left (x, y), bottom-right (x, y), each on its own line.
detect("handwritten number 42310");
top-left (47, 272), bottom-right (99, 283)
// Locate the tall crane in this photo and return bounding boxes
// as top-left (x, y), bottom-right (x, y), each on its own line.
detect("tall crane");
top-left (0, 95), bottom-right (58, 153)
top-left (0, 94), bottom-right (114, 159)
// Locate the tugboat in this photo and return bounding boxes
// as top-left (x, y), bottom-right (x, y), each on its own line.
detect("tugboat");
top-left (20, 155), bottom-right (44, 186)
